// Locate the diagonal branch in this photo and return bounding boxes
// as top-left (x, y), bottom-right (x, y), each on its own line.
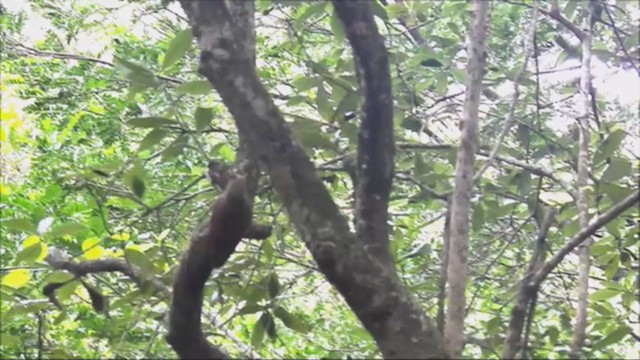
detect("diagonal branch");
top-left (532, 189), bottom-right (639, 287)
top-left (332, 1), bottom-right (395, 263)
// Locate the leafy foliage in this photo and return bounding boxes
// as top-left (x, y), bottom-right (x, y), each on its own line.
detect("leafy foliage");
top-left (1, 0), bottom-right (638, 359)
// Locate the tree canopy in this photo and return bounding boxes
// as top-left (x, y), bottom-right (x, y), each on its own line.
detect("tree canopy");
top-left (1, 1), bottom-right (639, 359)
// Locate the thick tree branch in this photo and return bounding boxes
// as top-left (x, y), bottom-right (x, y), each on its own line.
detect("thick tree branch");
top-left (332, 1), bottom-right (395, 263)
top-left (178, 1), bottom-right (444, 358)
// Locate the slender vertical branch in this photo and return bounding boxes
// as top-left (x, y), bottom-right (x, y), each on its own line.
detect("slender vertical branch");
top-left (570, 2), bottom-right (594, 358)
top-left (473, 2), bottom-right (538, 182)
top-left (437, 198), bottom-right (452, 333)
top-left (444, 1), bottom-right (491, 357)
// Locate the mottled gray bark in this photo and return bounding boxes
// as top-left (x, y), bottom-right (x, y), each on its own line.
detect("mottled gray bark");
top-left (444, 1), bottom-right (491, 357)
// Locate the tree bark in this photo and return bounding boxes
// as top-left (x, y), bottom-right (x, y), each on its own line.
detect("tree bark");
top-left (444, 1), bottom-right (491, 357)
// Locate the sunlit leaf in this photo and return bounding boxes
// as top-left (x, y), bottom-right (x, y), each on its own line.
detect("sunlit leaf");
top-left (15, 235), bottom-right (46, 264)
top-left (592, 325), bottom-right (630, 350)
top-left (111, 233), bottom-right (130, 241)
top-left (82, 237), bottom-right (104, 259)
top-left (590, 288), bottom-right (621, 302)
top-left (1, 269), bottom-right (31, 288)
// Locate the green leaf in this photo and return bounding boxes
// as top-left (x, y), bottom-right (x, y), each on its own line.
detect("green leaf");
top-left (589, 288), bottom-right (621, 302)
top-left (251, 312), bottom-right (268, 348)
top-left (452, 67), bottom-right (466, 84)
top-left (238, 303), bottom-right (264, 315)
top-left (130, 175), bottom-right (146, 199)
top-left (162, 29), bottom-right (193, 70)
top-left (329, 11), bottom-right (345, 43)
top-left (370, 0), bottom-right (388, 20)
top-left (593, 129), bottom-right (626, 165)
top-left (124, 248), bottom-right (157, 278)
top-left (274, 306), bottom-right (310, 334)
top-left (332, 91), bottom-right (360, 122)
top-left (592, 325), bottom-right (630, 350)
top-left (0, 333), bottom-right (19, 346)
top-left (114, 57), bottom-right (159, 88)
top-left (293, 76), bottom-right (321, 92)
top-left (293, 2), bottom-right (327, 31)
top-left (174, 80), bottom-right (212, 95)
top-left (0, 218), bottom-right (36, 233)
top-left (261, 238), bottom-right (274, 262)
top-left (600, 158), bottom-right (632, 182)
top-left (289, 118), bottom-right (334, 150)
top-left (547, 326), bottom-right (559, 344)
top-left (600, 183), bottom-right (634, 203)
top-left (386, 3), bottom-right (409, 19)
top-left (241, 284), bottom-right (268, 303)
top-left (267, 272), bottom-right (280, 299)
top-left (316, 86), bottom-right (333, 121)
top-left (471, 203), bottom-right (485, 231)
top-left (434, 74), bottom-right (448, 95)
top-left (138, 128), bottom-right (168, 152)
top-left (517, 171), bottom-right (532, 196)
top-left (623, 28), bottom-right (640, 51)
top-left (114, 56), bottom-right (154, 76)
top-left (15, 243), bottom-right (44, 264)
top-left (264, 312), bottom-right (276, 340)
top-left (161, 135), bottom-right (189, 160)
top-left (48, 223), bottom-right (89, 238)
top-left (46, 271), bottom-right (75, 284)
top-left (485, 316), bottom-right (501, 335)
top-left (48, 349), bottom-right (74, 360)
top-left (413, 153), bottom-right (430, 178)
top-left (564, 1), bottom-right (578, 18)
top-left (194, 107), bottom-right (214, 132)
top-left (56, 280), bottom-right (81, 302)
top-left (128, 117), bottom-right (177, 128)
